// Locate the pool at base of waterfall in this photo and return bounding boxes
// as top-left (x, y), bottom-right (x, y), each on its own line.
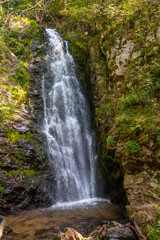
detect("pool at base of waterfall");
top-left (5, 199), bottom-right (126, 239)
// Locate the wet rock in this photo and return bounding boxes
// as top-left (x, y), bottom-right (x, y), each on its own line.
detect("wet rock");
top-left (88, 221), bottom-right (136, 240)
top-left (114, 143), bottom-right (125, 160)
top-left (33, 51), bottom-right (39, 57)
top-left (33, 57), bottom-right (41, 63)
top-left (0, 30), bottom-right (51, 216)
top-left (29, 64), bottom-right (38, 72)
top-left (0, 137), bottom-right (8, 144)
top-left (15, 126), bottom-right (29, 133)
top-left (31, 40), bottom-right (40, 51)
top-left (59, 228), bottom-right (83, 240)
top-left (107, 227), bottom-right (135, 239)
top-left (2, 157), bottom-right (13, 168)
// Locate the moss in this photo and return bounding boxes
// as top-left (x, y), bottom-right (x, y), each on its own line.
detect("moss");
top-left (2, 168), bottom-right (38, 178)
top-left (107, 136), bottom-right (116, 148)
top-left (148, 205), bottom-right (160, 240)
top-left (13, 153), bottom-right (27, 164)
top-left (0, 184), bottom-right (4, 198)
top-left (63, 30), bottom-right (88, 63)
top-left (0, 16), bottom-right (42, 127)
top-left (125, 140), bottom-right (141, 153)
top-left (7, 130), bottom-right (34, 146)
top-left (9, 65), bottom-right (30, 90)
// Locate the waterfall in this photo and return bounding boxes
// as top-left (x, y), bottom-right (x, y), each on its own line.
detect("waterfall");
top-left (42, 29), bottom-right (97, 204)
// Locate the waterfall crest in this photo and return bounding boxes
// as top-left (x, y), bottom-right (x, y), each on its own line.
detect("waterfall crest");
top-left (42, 29), bottom-right (97, 203)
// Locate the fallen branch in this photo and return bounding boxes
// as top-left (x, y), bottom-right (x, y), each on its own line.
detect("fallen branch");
top-left (127, 217), bottom-right (147, 240)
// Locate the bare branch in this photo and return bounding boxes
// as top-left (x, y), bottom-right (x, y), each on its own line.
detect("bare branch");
top-left (19, 0), bottom-right (44, 16)
top-left (39, 0), bottom-right (51, 23)
top-left (0, 0), bottom-right (9, 4)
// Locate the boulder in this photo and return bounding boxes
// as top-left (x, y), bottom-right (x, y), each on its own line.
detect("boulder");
top-left (31, 40), bottom-right (40, 51)
top-left (58, 228), bottom-right (84, 240)
top-left (88, 221), bottom-right (136, 240)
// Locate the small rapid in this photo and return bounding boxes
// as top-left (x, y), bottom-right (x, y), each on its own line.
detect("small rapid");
top-left (42, 29), bottom-right (97, 203)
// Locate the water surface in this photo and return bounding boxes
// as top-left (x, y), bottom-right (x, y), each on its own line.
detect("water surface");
top-left (5, 200), bottom-right (126, 239)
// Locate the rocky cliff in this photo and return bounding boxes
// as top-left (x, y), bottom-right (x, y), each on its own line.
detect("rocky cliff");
top-left (0, 20), bottom-right (51, 215)
top-left (89, 28), bottom-right (160, 225)
top-left (55, 0), bottom-right (160, 229)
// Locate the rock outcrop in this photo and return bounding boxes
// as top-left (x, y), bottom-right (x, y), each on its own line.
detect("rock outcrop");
top-left (0, 35), bottom-right (52, 215)
top-left (89, 26), bottom-right (160, 226)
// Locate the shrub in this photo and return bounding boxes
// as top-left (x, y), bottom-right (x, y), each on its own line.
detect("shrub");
top-left (14, 65), bottom-right (30, 89)
top-left (148, 206), bottom-right (160, 240)
top-left (107, 136), bottom-right (116, 147)
top-left (2, 168), bottom-right (37, 178)
top-left (29, 20), bottom-right (38, 27)
top-left (119, 94), bottom-right (140, 110)
top-left (7, 130), bottom-right (34, 146)
top-left (156, 135), bottom-right (160, 145)
top-left (125, 140), bottom-right (141, 153)
top-left (0, 184), bottom-right (4, 198)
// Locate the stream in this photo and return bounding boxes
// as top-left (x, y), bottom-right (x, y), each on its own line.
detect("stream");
top-left (5, 199), bottom-right (126, 239)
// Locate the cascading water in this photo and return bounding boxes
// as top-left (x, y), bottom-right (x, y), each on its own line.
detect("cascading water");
top-left (5, 29), bottom-right (125, 240)
top-left (42, 29), bottom-right (97, 204)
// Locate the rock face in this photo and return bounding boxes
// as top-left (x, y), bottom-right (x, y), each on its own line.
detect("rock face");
top-left (89, 26), bottom-right (160, 226)
top-left (0, 37), bottom-right (52, 215)
top-left (88, 221), bottom-right (136, 240)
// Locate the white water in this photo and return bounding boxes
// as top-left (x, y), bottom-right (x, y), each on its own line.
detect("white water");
top-left (50, 198), bottom-right (110, 209)
top-left (42, 29), bottom-right (97, 204)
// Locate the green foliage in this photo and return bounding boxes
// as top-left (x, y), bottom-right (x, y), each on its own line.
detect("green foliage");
top-left (150, 60), bottom-right (160, 98)
top-left (9, 65), bottom-right (30, 89)
top-left (1, 0), bottom-right (45, 19)
top-left (4, 17), bottom-right (40, 57)
top-left (63, 30), bottom-right (88, 61)
top-left (0, 96), bottom-right (16, 124)
top-left (29, 20), bottom-right (38, 27)
top-left (156, 136), bottom-right (160, 145)
top-left (125, 140), bottom-right (141, 153)
top-left (0, 184), bottom-right (4, 198)
top-left (107, 136), bottom-right (116, 147)
top-left (148, 205), bottom-right (160, 240)
top-left (47, 0), bottom-right (66, 17)
top-left (97, 103), bottom-right (112, 119)
top-left (0, 82), bottom-right (27, 125)
top-left (119, 94), bottom-right (140, 110)
top-left (13, 153), bottom-right (28, 164)
top-left (7, 130), bottom-right (34, 146)
top-left (114, 60), bottom-right (159, 139)
top-left (7, 131), bottom-right (22, 145)
top-left (4, 28), bottom-right (25, 57)
top-left (0, 13), bottom-right (42, 126)
top-left (115, 106), bottom-right (156, 138)
top-left (3, 168), bottom-right (37, 178)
